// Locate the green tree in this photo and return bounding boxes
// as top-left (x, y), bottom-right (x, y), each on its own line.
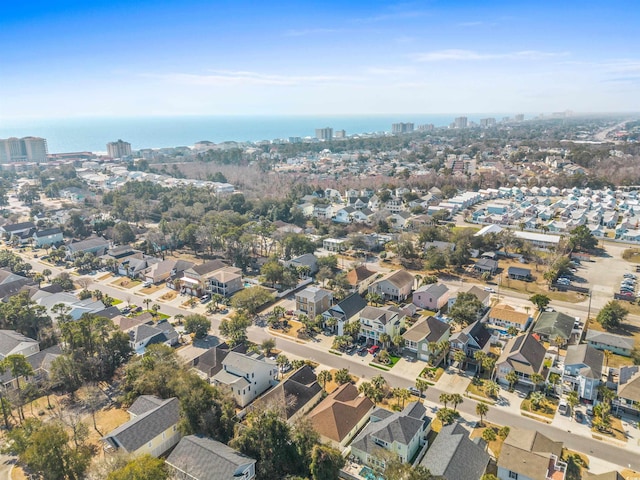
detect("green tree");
top-left (596, 300), bottom-right (628, 330)
top-left (529, 294), bottom-right (551, 311)
top-left (506, 370), bottom-right (519, 390)
top-left (568, 225), bottom-right (598, 251)
top-left (436, 407), bottom-right (458, 425)
top-left (450, 393), bottom-right (463, 411)
top-left (333, 368), bottom-right (351, 385)
top-left (529, 391), bottom-right (545, 409)
top-left (449, 292), bottom-right (484, 327)
top-left (566, 390), bottom-right (579, 411)
top-left (415, 378), bottom-right (430, 397)
top-left (476, 401), bottom-right (489, 425)
top-left (317, 370), bottom-right (333, 392)
top-left (439, 393), bottom-right (451, 409)
top-left (482, 427), bottom-right (497, 443)
top-left (219, 312), bottom-right (252, 346)
top-left (384, 456), bottom-right (435, 480)
top-left (310, 444), bottom-right (345, 480)
top-left (425, 248), bottom-right (448, 271)
top-left (106, 454), bottom-right (168, 480)
top-left (184, 314), bottom-right (211, 339)
top-left (485, 380), bottom-right (500, 399)
top-left (230, 286), bottom-right (273, 314)
top-left (1, 354), bottom-right (34, 421)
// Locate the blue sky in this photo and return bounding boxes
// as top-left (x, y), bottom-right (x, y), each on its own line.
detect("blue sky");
top-left (1, 0), bottom-right (639, 118)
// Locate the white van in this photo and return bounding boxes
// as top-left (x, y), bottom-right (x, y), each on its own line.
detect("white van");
top-left (558, 400), bottom-right (569, 416)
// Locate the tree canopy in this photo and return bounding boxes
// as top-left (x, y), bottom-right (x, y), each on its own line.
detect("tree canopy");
top-left (596, 300), bottom-right (628, 330)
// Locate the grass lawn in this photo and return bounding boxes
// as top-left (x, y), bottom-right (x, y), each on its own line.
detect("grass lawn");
top-left (419, 366), bottom-right (444, 383)
top-left (587, 320), bottom-right (637, 368)
top-left (470, 422), bottom-right (506, 457)
top-left (268, 320), bottom-right (304, 340)
top-left (521, 394), bottom-right (558, 419)
top-left (98, 273), bottom-right (112, 281)
top-left (159, 290), bottom-right (178, 301)
top-left (466, 378), bottom-right (497, 402)
top-left (110, 298), bottom-right (122, 305)
top-left (591, 416), bottom-right (627, 442)
top-left (111, 277), bottom-right (141, 289)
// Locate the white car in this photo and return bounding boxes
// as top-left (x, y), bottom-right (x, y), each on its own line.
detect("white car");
top-left (484, 287), bottom-right (496, 293)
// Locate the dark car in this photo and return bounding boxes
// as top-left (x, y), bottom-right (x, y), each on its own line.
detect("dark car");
top-left (358, 346), bottom-right (368, 355)
top-left (574, 410), bottom-right (584, 424)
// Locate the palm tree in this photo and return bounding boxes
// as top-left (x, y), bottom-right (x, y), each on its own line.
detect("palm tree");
top-left (174, 314), bottom-right (184, 326)
top-left (151, 303), bottom-right (160, 319)
top-left (317, 370), bottom-right (333, 392)
top-left (371, 374), bottom-right (387, 391)
top-left (394, 388), bottom-right (411, 408)
top-left (529, 391), bottom-right (545, 409)
top-left (485, 380), bottom-right (500, 399)
top-left (261, 338), bottom-right (276, 357)
top-left (506, 370), bottom-right (519, 391)
top-left (439, 393), bottom-right (451, 409)
top-left (415, 379), bottom-right (429, 398)
top-left (379, 333), bottom-right (391, 350)
top-left (143, 298), bottom-right (151, 312)
top-left (566, 390), bottom-right (579, 412)
top-left (530, 373), bottom-right (544, 391)
top-left (392, 335), bottom-right (405, 353)
top-left (603, 350), bottom-right (612, 368)
top-left (474, 350), bottom-right (487, 373)
top-left (450, 393), bottom-right (463, 411)
top-left (453, 349), bottom-right (467, 372)
top-left (476, 402), bottom-right (489, 425)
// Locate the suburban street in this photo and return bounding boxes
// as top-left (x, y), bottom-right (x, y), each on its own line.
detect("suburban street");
top-left (15, 252), bottom-right (640, 472)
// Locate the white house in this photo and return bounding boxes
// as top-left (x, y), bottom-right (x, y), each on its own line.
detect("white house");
top-left (359, 305), bottom-right (405, 346)
top-left (212, 352), bottom-right (278, 407)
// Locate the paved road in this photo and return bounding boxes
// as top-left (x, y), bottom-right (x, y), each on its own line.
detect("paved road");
top-left (0, 455), bottom-right (14, 480)
top-left (20, 257), bottom-right (640, 471)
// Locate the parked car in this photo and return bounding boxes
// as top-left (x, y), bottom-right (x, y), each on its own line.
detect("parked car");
top-left (358, 346), bottom-right (368, 355)
top-left (558, 400), bottom-right (569, 416)
top-left (483, 287), bottom-right (495, 293)
top-left (142, 281), bottom-right (152, 288)
top-left (200, 295), bottom-right (211, 304)
top-left (279, 363), bottom-right (292, 373)
top-left (586, 405), bottom-right (594, 416)
top-left (574, 410), bottom-right (584, 423)
top-left (408, 386), bottom-right (423, 397)
top-left (624, 273), bottom-right (637, 279)
top-left (367, 345), bottom-right (380, 355)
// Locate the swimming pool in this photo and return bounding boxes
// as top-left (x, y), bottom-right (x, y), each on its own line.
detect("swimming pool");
top-left (359, 466), bottom-right (385, 480)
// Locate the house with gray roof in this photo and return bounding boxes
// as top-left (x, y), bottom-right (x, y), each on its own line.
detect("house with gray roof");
top-left (563, 344), bottom-right (603, 401)
top-left (295, 286), bottom-right (333, 318)
top-left (166, 435), bottom-right (256, 480)
top-left (129, 320), bottom-right (179, 354)
top-left (419, 422), bottom-right (489, 480)
top-left (413, 283), bottom-right (449, 311)
top-left (322, 292), bottom-right (367, 336)
top-left (495, 333), bottom-right (547, 388)
top-left (613, 366), bottom-right (640, 416)
top-left (0, 222), bottom-right (36, 244)
top-left (212, 351), bottom-right (278, 407)
top-left (368, 269), bottom-right (415, 301)
top-left (351, 401), bottom-right (431, 468)
top-left (359, 305), bottom-right (405, 346)
top-left (0, 330), bottom-right (39, 360)
top-left (65, 236), bottom-right (110, 259)
top-left (403, 316), bottom-right (450, 363)
top-left (586, 330), bottom-right (635, 357)
top-left (103, 396), bottom-right (181, 457)
top-left (32, 227), bottom-right (63, 247)
top-left (449, 319), bottom-right (493, 364)
top-left (0, 269), bottom-right (34, 301)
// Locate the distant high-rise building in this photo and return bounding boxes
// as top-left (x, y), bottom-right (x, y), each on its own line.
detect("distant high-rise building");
top-left (454, 117), bottom-right (468, 129)
top-left (392, 122), bottom-right (415, 134)
top-left (514, 114), bottom-right (525, 122)
top-left (334, 129), bottom-right (346, 139)
top-left (417, 124), bottom-right (435, 131)
top-left (315, 128), bottom-right (333, 141)
top-left (0, 136), bottom-right (48, 163)
top-left (288, 136), bottom-right (302, 144)
top-left (480, 118), bottom-right (496, 128)
top-left (107, 139), bottom-right (132, 158)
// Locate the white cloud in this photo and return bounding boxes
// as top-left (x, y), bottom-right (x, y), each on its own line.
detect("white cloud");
top-left (412, 49), bottom-right (569, 62)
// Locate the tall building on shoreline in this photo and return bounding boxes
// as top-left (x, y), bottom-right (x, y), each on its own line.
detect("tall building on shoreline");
top-left (315, 127), bottom-right (333, 141)
top-left (392, 122), bottom-right (414, 134)
top-left (0, 136), bottom-right (48, 163)
top-left (107, 139), bottom-right (132, 158)
top-left (453, 117), bottom-right (468, 129)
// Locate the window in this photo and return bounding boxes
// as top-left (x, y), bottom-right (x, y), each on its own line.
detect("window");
top-left (509, 471), bottom-right (518, 479)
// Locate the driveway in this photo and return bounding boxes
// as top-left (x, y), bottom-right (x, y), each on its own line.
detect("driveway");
top-left (436, 367), bottom-right (471, 395)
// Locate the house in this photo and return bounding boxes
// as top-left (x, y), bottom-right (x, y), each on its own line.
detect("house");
top-left (322, 237), bottom-right (346, 252)
top-left (388, 211), bottom-right (413, 230)
top-left (284, 253), bottom-right (319, 275)
top-left (206, 266), bottom-right (243, 297)
top-left (413, 283), bottom-right (449, 311)
top-left (533, 311), bottom-right (578, 345)
top-left (295, 286), bottom-right (333, 318)
top-left (351, 402), bottom-right (431, 468)
top-left (129, 320), bottom-right (179, 354)
top-left (308, 383), bottom-right (374, 448)
top-left (0, 330), bottom-right (39, 360)
top-left (447, 285), bottom-right (491, 310)
top-left (117, 255), bottom-right (158, 279)
top-left (613, 366), bottom-right (640, 415)
top-left (359, 305), bottom-right (405, 346)
top-left (212, 352), bottom-right (278, 407)
top-left (508, 266), bottom-right (532, 281)
top-left (34, 291), bottom-right (106, 321)
top-left (252, 365), bottom-right (323, 422)
top-left (488, 305), bottom-right (532, 332)
top-left (495, 333), bottom-right (547, 388)
top-left (563, 344), bottom-right (603, 401)
top-left (32, 227), bottom-right (63, 247)
top-left (179, 260), bottom-right (241, 297)
top-left (103, 396), bottom-right (181, 457)
top-left (419, 422), bottom-right (490, 480)
top-left (143, 259), bottom-right (194, 285)
top-left (166, 435), bottom-right (256, 480)
top-left (449, 320), bottom-right (493, 360)
top-left (187, 343), bottom-right (248, 380)
top-left (346, 265), bottom-right (376, 291)
top-left (321, 293), bottom-right (367, 336)
top-left (368, 269), bottom-right (415, 302)
top-left (0, 221), bottom-right (36, 244)
top-left (403, 316), bottom-right (450, 362)
top-left (473, 258), bottom-right (498, 275)
top-left (585, 330), bottom-right (634, 357)
top-left (65, 236), bottom-right (110, 259)
top-left (497, 428), bottom-right (566, 480)
top-left (0, 270), bottom-right (34, 301)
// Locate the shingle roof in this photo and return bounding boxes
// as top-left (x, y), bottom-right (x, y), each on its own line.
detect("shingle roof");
top-left (586, 330), bottom-right (635, 350)
top-left (497, 334), bottom-right (546, 376)
top-left (0, 330), bottom-right (38, 358)
top-left (360, 306), bottom-right (399, 325)
top-left (498, 428), bottom-right (563, 480)
top-left (489, 305), bottom-right (530, 327)
top-left (346, 266), bottom-right (376, 286)
top-left (190, 260), bottom-right (226, 276)
top-left (564, 344), bottom-right (603, 380)
top-left (103, 397), bottom-right (180, 452)
top-left (617, 369), bottom-right (640, 403)
top-left (508, 266), bottom-right (532, 277)
top-left (127, 395), bottom-right (165, 417)
top-left (415, 283), bottom-right (449, 297)
top-left (450, 320), bottom-right (491, 350)
top-left (308, 383), bottom-right (374, 443)
top-left (326, 293), bottom-right (367, 320)
top-left (533, 311), bottom-right (575, 340)
top-left (419, 422), bottom-right (489, 480)
top-left (166, 435), bottom-right (256, 480)
top-left (403, 316), bottom-right (450, 343)
top-left (376, 269), bottom-right (414, 289)
top-left (34, 227), bottom-right (62, 237)
top-left (1, 222), bottom-right (35, 233)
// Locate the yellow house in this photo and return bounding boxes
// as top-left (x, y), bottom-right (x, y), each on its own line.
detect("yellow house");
top-left (103, 396), bottom-right (181, 457)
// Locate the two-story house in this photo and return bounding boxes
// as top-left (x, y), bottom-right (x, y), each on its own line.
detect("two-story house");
top-left (103, 396), bottom-right (181, 458)
top-left (497, 428), bottom-right (566, 480)
top-left (180, 260), bottom-right (238, 297)
top-left (614, 366), bottom-right (640, 416)
top-left (205, 266), bottom-right (243, 297)
top-left (403, 316), bottom-right (451, 363)
top-left (488, 305), bottom-right (532, 332)
top-left (295, 286), bottom-right (333, 318)
top-left (32, 227), bottom-right (64, 248)
top-left (128, 320), bottom-right (179, 355)
top-left (368, 269), bottom-right (415, 302)
top-left (351, 402), bottom-right (431, 469)
top-left (533, 311), bottom-right (578, 346)
top-left (0, 330), bottom-right (40, 360)
top-left (562, 344), bottom-right (603, 402)
top-left (413, 283), bottom-right (449, 311)
top-left (322, 293), bottom-right (367, 336)
top-left (0, 222), bottom-right (36, 244)
top-left (359, 305), bottom-right (405, 346)
top-left (166, 435), bottom-right (256, 480)
top-left (495, 334), bottom-right (547, 388)
top-left (212, 352), bottom-right (278, 407)
top-left (449, 320), bottom-right (493, 362)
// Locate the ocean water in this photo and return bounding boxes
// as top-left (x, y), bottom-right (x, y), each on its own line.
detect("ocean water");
top-left (0, 114), bottom-right (503, 153)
